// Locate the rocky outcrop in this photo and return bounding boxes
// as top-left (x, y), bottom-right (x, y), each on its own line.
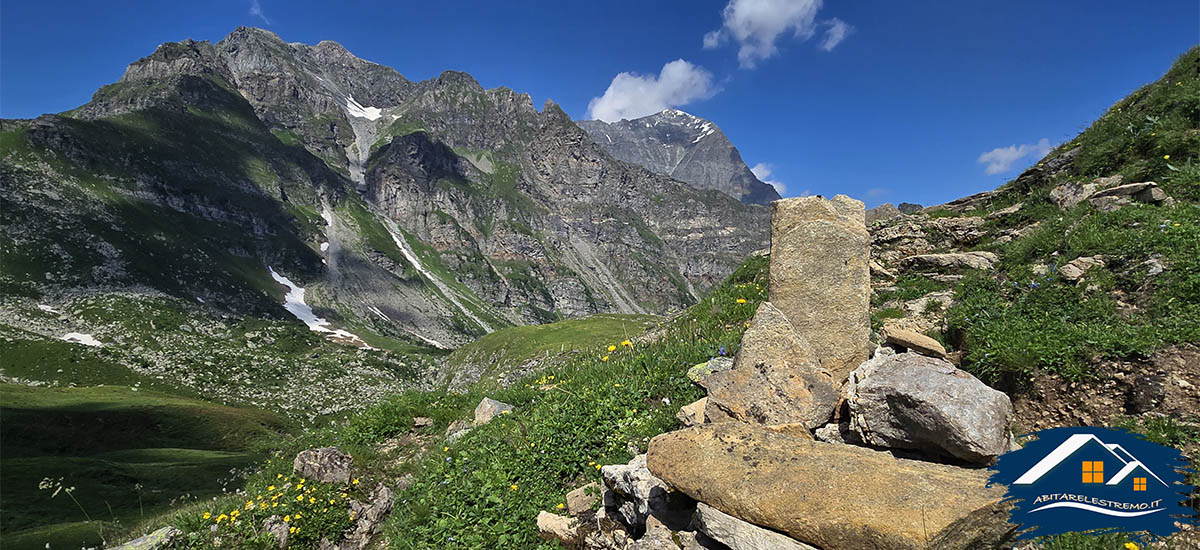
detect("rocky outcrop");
top-left (846, 352), bottom-right (1014, 464)
top-left (647, 423), bottom-right (1014, 550)
top-left (577, 109), bottom-right (781, 205)
top-left (901, 251), bottom-right (998, 272)
top-left (865, 202), bottom-right (902, 226)
top-left (701, 302), bottom-right (837, 427)
top-left (601, 454), bottom-right (693, 533)
top-left (293, 447), bottom-right (353, 484)
top-left (1059, 255), bottom-right (1105, 282)
top-left (769, 196), bottom-right (871, 381)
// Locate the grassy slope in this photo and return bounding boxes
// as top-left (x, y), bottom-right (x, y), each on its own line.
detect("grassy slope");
top-left (0, 384), bottom-right (293, 550)
top-left (940, 46), bottom-right (1200, 386)
top-left (442, 313), bottom-right (661, 386)
top-left (151, 255), bottom-right (768, 549)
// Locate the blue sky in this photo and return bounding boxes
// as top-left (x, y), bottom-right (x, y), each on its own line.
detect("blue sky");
top-left (3, 1), bottom-right (1197, 207)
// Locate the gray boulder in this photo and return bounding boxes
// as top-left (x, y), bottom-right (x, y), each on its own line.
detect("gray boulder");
top-left (694, 503), bottom-right (818, 550)
top-left (1049, 181), bottom-right (1098, 210)
top-left (847, 352), bottom-right (1013, 464)
top-left (474, 397), bottom-right (513, 426)
top-left (1059, 255), bottom-right (1104, 282)
top-left (293, 447), bottom-right (352, 484)
top-left (686, 356), bottom-right (733, 384)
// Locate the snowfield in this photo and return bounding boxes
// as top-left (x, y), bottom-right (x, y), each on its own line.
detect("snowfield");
top-left (61, 332), bottom-right (103, 347)
top-left (344, 96), bottom-right (382, 120)
top-left (268, 267), bottom-right (375, 349)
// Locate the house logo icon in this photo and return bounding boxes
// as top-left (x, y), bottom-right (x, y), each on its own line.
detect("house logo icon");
top-left (989, 426), bottom-right (1196, 540)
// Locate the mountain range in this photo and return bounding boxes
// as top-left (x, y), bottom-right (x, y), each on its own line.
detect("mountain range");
top-left (1, 27), bottom-right (768, 349)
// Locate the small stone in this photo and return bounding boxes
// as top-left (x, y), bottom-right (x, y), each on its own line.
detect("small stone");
top-left (881, 325), bottom-right (947, 359)
top-left (686, 356), bottom-right (733, 384)
top-left (413, 416), bottom-right (433, 428)
top-left (676, 397), bottom-right (708, 427)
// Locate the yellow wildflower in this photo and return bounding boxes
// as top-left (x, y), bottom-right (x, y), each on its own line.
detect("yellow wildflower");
top-left (501, 410), bottom-right (512, 414)
top-left (613, 383), bottom-right (621, 387)
top-left (607, 345), bottom-right (616, 352)
top-left (736, 298), bottom-right (747, 304)
top-left (283, 515), bottom-right (291, 523)
top-left (296, 495), bottom-right (304, 502)
top-left (510, 484), bottom-right (519, 491)
top-left (330, 499), bottom-right (336, 504)
top-left (1163, 154), bottom-right (1170, 160)
top-left (1125, 543), bottom-right (1140, 550)
top-left (352, 478), bottom-right (360, 485)
top-left (245, 501), bottom-right (254, 509)
top-left (295, 512), bottom-right (301, 518)
top-left (530, 442), bottom-right (536, 448)
top-left (268, 485), bottom-right (276, 491)
top-left (289, 527), bottom-right (297, 534)
top-left (300, 478), bottom-right (306, 484)
top-left (203, 512), bottom-right (212, 519)
top-left (276, 473), bottom-right (282, 479)
top-left (443, 447), bottom-right (449, 452)
top-left (621, 339), bottom-right (632, 347)
top-left (595, 464), bottom-right (602, 470)
top-left (216, 514), bottom-right (228, 524)
top-left (602, 355), bottom-right (609, 362)
top-left (309, 497), bottom-right (316, 504)
top-left (556, 503), bottom-right (565, 510)
top-left (272, 502), bottom-right (278, 508)
top-left (341, 492), bottom-right (348, 498)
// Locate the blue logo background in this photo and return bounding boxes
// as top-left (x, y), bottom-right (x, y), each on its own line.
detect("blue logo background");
top-left (988, 426), bottom-right (1196, 540)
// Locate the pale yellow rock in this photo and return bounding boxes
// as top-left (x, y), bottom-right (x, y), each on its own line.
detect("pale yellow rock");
top-left (881, 324), bottom-right (948, 359)
top-left (676, 397), bottom-right (708, 427)
top-left (646, 423), bottom-right (1013, 550)
top-left (536, 511), bottom-right (580, 545)
top-left (769, 196), bottom-right (871, 382)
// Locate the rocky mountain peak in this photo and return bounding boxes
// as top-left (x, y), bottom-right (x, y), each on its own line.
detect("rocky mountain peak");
top-left (577, 110), bottom-right (781, 205)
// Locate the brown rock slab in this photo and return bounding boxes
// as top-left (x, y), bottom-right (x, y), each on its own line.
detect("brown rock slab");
top-left (769, 195), bottom-right (871, 382)
top-left (567, 482), bottom-right (601, 516)
top-left (676, 397), bottom-right (708, 427)
top-left (646, 423), bottom-right (1013, 550)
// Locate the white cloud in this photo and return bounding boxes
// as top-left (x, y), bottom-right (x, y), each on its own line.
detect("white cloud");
top-left (704, 0), bottom-right (849, 67)
top-left (250, 0), bottom-right (271, 24)
top-left (751, 163), bottom-right (786, 195)
top-left (819, 18), bottom-right (852, 51)
top-left (977, 138), bottom-right (1053, 175)
top-left (586, 60), bottom-right (716, 122)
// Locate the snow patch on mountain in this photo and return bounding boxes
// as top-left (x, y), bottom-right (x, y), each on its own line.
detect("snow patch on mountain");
top-left (61, 332), bottom-right (103, 347)
top-left (344, 96), bottom-right (382, 120)
top-left (268, 267), bottom-right (375, 348)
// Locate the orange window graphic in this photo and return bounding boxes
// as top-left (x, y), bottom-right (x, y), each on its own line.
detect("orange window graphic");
top-left (1082, 461), bottom-right (1104, 483)
top-left (1133, 477), bottom-right (1147, 491)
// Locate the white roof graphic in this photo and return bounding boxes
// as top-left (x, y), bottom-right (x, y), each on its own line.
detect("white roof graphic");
top-left (1013, 433), bottom-right (1167, 487)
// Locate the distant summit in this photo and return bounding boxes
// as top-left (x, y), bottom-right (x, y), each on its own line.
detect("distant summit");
top-left (578, 109), bottom-right (782, 205)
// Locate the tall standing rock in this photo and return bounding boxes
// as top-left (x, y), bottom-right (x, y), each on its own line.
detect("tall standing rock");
top-left (769, 195), bottom-right (871, 382)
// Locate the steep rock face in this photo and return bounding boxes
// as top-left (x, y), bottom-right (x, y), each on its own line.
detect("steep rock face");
top-left (578, 109), bottom-right (781, 205)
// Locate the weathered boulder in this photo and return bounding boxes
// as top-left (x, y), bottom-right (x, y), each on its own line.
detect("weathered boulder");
top-left (110, 526), bottom-right (181, 550)
top-left (537, 511), bottom-right (581, 545)
top-left (847, 352), bottom-right (1013, 464)
top-left (686, 356), bottom-right (733, 384)
top-left (702, 302), bottom-right (838, 427)
top-left (567, 482), bottom-right (601, 516)
top-left (897, 202), bottom-right (923, 214)
top-left (985, 202), bottom-right (1022, 220)
top-left (881, 325), bottom-right (947, 359)
top-left (694, 502), bottom-right (818, 550)
top-left (601, 454), bottom-right (693, 532)
top-left (1059, 255), bottom-right (1104, 282)
top-left (901, 251), bottom-right (998, 272)
top-left (676, 397), bottom-right (708, 427)
top-left (474, 397), bottom-right (513, 426)
top-left (1049, 181), bottom-right (1098, 210)
top-left (647, 423), bottom-right (1013, 550)
top-left (293, 447), bottom-right (352, 484)
top-left (263, 516), bottom-right (289, 548)
top-left (769, 196), bottom-right (870, 381)
top-left (1088, 181), bottom-right (1174, 211)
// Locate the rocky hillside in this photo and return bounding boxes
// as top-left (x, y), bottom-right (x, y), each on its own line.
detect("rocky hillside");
top-left (1, 26), bottom-right (768, 353)
top-left (577, 109), bottom-right (781, 205)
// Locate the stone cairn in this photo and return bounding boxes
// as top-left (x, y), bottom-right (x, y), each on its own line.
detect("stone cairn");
top-left (538, 195), bottom-right (1018, 550)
